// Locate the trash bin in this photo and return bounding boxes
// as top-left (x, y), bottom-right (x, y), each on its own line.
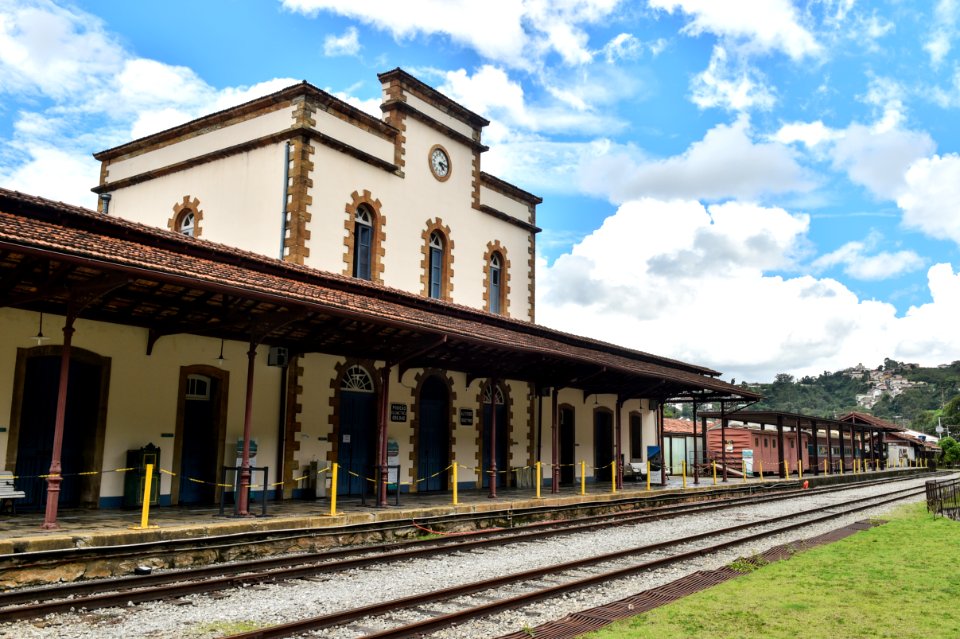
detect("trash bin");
top-left (123, 443), bottom-right (160, 508)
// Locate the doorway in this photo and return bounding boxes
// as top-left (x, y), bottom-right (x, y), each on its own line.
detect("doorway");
top-left (594, 408), bottom-right (613, 482)
top-left (418, 376), bottom-right (450, 492)
top-left (173, 366), bottom-right (228, 506)
top-left (559, 405), bottom-right (575, 485)
top-left (337, 365), bottom-right (377, 495)
top-left (11, 348), bottom-right (110, 510)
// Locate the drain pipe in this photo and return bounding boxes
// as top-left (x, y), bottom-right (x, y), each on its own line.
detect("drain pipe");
top-left (99, 193), bottom-right (112, 215)
top-left (278, 142), bottom-right (291, 260)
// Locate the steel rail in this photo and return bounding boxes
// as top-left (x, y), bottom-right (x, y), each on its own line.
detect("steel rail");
top-left (0, 474), bottom-right (921, 616)
top-left (0, 473), bottom-right (928, 619)
top-left (214, 485), bottom-right (923, 638)
top-left (1, 471), bottom-right (930, 572)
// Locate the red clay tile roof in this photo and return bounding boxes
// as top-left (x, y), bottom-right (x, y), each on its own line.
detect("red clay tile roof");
top-left (0, 188), bottom-right (759, 401)
top-left (838, 412), bottom-right (902, 431)
top-left (663, 418), bottom-right (696, 434)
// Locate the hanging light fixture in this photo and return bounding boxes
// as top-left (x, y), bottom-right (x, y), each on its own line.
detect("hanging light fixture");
top-left (32, 312), bottom-right (51, 346)
top-left (216, 339), bottom-right (226, 367)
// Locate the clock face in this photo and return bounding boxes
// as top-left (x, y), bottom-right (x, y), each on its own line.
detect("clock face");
top-left (430, 146), bottom-right (450, 179)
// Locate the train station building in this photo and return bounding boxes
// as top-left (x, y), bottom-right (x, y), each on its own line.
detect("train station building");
top-left (0, 69), bottom-right (757, 527)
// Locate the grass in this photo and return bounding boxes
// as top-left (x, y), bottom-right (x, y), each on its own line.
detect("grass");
top-left (581, 503), bottom-right (960, 639)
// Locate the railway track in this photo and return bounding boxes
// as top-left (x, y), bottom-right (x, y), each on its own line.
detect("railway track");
top-left (1, 471), bottom-right (931, 578)
top-left (219, 484), bottom-right (925, 639)
top-left (0, 475), bottom-right (928, 629)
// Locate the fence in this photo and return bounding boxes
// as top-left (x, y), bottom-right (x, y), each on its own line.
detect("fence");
top-left (926, 477), bottom-right (960, 520)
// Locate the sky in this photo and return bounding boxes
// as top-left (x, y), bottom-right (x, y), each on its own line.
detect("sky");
top-left (2, 0), bottom-right (960, 383)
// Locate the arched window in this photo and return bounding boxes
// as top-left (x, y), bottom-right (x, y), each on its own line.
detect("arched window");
top-left (178, 209), bottom-right (195, 237)
top-left (489, 252), bottom-right (503, 314)
top-left (482, 383), bottom-right (505, 405)
top-left (341, 365), bottom-right (375, 392)
top-left (429, 231), bottom-right (444, 299)
top-left (169, 196), bottom-right (203, 238)
top-left (353, 206), bottom-right (373, 280)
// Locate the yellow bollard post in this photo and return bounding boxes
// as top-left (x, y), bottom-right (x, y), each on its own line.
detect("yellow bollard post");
top-left (132, 463), bottom-right (156, 530)
top-left (611, 460), bottom-right (617, 494)
top-left (712, 461), bottom-right (717, 486)
top-left (742, 459), bottom-right (747, 483)
top-left (682, 460), bottom-right (687, 489)
top-left (824, 459), bottom-right (828, 475)
top-left (799, 459), bottom-right (803, 480)
top-left (580, 460), bottom-right (586, 495)
top-left (535, 461), bottom-right (541, 499)
top-left (646, 460), bottom-right (651, 492)
top-left (329, 463), bottom-right (338, 516)
top-left (453, 462), bottom-right (459, 506)
top-left (759, 461), bottom-right (764, 482)
top-left (840, 459), bottom-right (843, 475)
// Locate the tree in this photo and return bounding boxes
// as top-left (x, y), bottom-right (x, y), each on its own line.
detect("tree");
top-left (939, 436), bottom-right (960, 466)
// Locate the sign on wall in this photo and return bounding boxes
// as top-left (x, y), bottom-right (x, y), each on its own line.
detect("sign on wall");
top-left (459, 408), bottom-right (473, 426)
top-left (390, 403), bottom-right (407, 422)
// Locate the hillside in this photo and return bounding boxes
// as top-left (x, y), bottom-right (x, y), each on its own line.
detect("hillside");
top-left (742, 359), bottom-right (960, 435)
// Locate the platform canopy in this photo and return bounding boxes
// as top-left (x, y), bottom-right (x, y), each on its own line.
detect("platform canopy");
top-left (0, 188), bottom-right (759, 404)
top-left (698, 409), bottom-right (901, 434)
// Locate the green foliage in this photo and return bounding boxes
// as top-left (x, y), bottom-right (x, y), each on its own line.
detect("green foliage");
top-left (939, 436), bottom-right (960, 465)
top-left (752, 361), bottom-right (960, 434)
top-left (752, 370), bottom-right (867, 417)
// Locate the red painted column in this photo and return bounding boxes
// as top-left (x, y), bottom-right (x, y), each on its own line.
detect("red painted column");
top-left (720, 405), bottom-right (728, 482)
top-left (795, 423), bottom-right (802, 475)
top-left (41, 317), bottom-right (76, 530)
top-left (811, 420), bottom-right (820, 475)
top-left (615, 396), bottom-right (623, 490)
top-left (377, 366), bottom-right (391, 508)
top-left (658, 402), bottom-right (666, 485)
top-left (827, 424), bottom-right (833, 472)
top-left (237, 342), bottom-right (257, 516)
top-left (488, 378), bottom-right (497, 499)
top-left (551, 388), bottom-right (559, 494)
top-left (692, 401), bottom-right (700, 485)
top-left (776, 415), bottom-right (785, 479)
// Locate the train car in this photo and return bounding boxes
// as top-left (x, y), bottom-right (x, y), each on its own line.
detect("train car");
top-left (706, 426), bottom-right (866, 475)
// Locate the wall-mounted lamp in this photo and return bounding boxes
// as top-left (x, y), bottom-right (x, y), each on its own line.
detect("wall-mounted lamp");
top-left (216, 339), bottom-right (226, 367)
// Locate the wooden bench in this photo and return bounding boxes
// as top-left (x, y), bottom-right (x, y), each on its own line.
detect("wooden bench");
top-left (0, 472), bottom-right (26, 514)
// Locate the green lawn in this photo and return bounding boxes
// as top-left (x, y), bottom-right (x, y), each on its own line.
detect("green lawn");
top-left (581, 503), bottom-right (960, 639)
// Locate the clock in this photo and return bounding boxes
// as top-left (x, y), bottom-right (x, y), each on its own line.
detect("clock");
top-left (429, 145), bottom-right (451, 181)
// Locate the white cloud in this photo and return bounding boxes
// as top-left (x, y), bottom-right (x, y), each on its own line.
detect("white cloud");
top-left (282, 0), bottom-right (623, 69)
top-left (0, 1), bottom-right (300, 206)
top-left (323, 26), bottom-right (360, 56)
top-left (438, 65), bottom-right (628, 135)
top-left (579, 115), bottom-right (812, 202)
top-left (812, 236), bottom-right (924, 280)
top-left (830, 123), bottom-right (935, 200)
top-left (0, 144), bottom-right (100, 208)
top-left (925, 0), bottom-right (958, 66)
top-left (772, 82), bottom-right (936, 202)
top-left (691, 45), bottom-right (776, 111)
top-left (648, 0), bottom-right (822, 60)
top-left (897, 154), bottom-right (960, 245)
top-left (537, 198), bottom-right (960, 380)
top-left (771, 120), bottom-right (840, 148)
top-left (0, 1), bottom-right (123, 99)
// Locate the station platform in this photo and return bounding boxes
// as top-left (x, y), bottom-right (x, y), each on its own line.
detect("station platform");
top-left (0, 468), bottom-right (925, 556)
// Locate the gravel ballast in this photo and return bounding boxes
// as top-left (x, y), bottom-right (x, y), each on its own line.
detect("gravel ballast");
top-left (0, 475), bottom-right (942, 639)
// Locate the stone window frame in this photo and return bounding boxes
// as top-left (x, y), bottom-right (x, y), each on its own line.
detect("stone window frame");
top-left (168, 196), bottom-right (203, 238)
top-left (342, 190), bottom-right (387, 283)
top-left (482, 240), bottom-right (511, 316)
top-left (419, 218), bottom-right (454, 301)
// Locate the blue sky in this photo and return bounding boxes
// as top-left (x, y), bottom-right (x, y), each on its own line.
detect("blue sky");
top-left (2, 0), bottom-right (960, 381)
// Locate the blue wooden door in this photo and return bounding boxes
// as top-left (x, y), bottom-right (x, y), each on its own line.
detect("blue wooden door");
top-left (418, 377), bottom-right (449, 492)
top-left (338, 390), bottom-right (376, 495)
top-left (594, 410), bottom-right (613, 482)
